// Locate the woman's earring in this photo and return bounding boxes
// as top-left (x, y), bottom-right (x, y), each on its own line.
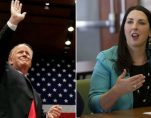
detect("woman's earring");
top-left (148, 37), bottom-right (151, 73)
top-left (149, 37), bottom-right (151, 47)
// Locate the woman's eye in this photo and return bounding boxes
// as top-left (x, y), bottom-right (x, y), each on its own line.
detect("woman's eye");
top-left (126, 20), bottom-right (133, 24)
top-left (139, 22), bottom-right (145, 25)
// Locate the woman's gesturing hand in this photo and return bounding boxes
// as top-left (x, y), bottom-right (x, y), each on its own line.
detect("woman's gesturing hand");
top-left (114, 69), bottom-right (145, 95)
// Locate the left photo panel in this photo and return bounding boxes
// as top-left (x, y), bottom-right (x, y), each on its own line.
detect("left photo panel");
top-left (0, 0), bottom-right (76, 118)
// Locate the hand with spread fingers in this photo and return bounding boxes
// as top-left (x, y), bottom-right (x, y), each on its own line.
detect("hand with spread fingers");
top-left (46, 105), bottom-right (62, 118)
top-left (9, 0), bottom-right (26, 25)
top-left (114, 69), bottom-right (146, 95)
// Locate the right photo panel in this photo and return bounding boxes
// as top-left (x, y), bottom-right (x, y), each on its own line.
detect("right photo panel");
top-left (76, 0), bottom-right (151, 117)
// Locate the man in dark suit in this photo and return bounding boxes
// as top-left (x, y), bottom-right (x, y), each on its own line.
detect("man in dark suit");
top-left (0, 0), bottom-right (62, 118)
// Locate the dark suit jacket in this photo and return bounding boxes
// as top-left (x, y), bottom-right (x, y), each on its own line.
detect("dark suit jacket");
top-left (0, 25), bottom-right (45, 118)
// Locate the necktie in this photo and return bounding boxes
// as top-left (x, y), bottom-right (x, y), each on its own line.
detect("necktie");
top-left (28, 100), bottom-right (37, 118)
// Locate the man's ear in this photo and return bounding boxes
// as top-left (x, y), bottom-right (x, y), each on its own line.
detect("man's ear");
top-left (8, 57), bottom-right (13, 65)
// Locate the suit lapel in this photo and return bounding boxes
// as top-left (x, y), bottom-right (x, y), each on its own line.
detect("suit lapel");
top-left (24, 76), bottom-right (42, 118)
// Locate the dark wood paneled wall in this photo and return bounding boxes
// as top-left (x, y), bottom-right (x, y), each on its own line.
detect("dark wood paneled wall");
top-left (99, 0), bottom-right (139, 50)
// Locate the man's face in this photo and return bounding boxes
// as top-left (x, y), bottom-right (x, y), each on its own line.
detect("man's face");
top-left (8, 44), bottom-right (32, 72)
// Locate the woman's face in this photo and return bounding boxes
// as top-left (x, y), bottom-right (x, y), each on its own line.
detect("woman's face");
top-left (124, 10), bottom-right (151, 49)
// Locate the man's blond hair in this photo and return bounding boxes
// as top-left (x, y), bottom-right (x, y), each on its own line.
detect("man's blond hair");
top-left (8, 43), bottom-right (33, 60)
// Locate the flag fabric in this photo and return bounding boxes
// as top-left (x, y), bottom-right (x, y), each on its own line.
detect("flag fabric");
top-left (28, 57), bottom-right (76, 118)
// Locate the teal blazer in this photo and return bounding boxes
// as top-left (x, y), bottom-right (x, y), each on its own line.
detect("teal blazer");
top-left (89, 46), bottom-right (133, 113)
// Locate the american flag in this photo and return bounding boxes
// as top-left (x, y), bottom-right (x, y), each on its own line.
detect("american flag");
top-left (28, 57), bottom-right (76, 117)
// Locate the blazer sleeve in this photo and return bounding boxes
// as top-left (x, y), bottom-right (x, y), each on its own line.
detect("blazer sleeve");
top-left (0, 24), bottom-right (14, 72)
top-left (89, 52), bottom-right (112, 113)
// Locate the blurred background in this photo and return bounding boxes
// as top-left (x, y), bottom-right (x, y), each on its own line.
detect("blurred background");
top-left (76, 0), bottom-right (151, 80)
top-left (0, 0), bottom-right (75, 59)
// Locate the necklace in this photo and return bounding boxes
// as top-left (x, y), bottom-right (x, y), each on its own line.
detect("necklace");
top-left (130, 62), bottom-right (151, 108)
